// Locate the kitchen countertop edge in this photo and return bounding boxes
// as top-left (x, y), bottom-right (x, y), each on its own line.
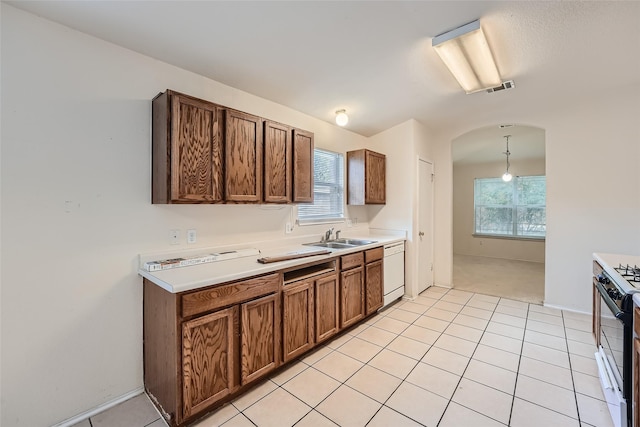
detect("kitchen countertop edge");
top-left (141, 234), bottom-right (405, 293)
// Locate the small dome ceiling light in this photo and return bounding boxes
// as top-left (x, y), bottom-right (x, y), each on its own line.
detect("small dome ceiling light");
top-left (335, 110), bottom-right (349, 127)
top-left (502, 135), bottom-right (513, 182)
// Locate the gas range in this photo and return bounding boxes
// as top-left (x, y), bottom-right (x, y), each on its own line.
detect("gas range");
top-left (594, 253), bottom-right (640, 297)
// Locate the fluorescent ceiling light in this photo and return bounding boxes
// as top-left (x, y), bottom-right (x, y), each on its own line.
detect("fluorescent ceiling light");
top-left (432, 20), bottom-right (502, 94)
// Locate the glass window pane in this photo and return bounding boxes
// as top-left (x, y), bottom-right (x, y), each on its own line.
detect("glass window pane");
top-left (298, 149), bottom-right (344, 222)
top-left (474, 175), bottom-right (546, 238)
top-left (475, 206), bottom-right (514, 235)
top-left (475, 178), bottom-right (513, 206)
top-left (516, 206), bottom-right (546, 237)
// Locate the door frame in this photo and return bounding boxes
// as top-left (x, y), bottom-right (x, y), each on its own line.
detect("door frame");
top-left (414, 157), bottom-right (435, 295)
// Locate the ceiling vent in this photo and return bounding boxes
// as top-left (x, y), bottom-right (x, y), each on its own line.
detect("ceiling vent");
top-left (487, 80), bottom-right (515, 93)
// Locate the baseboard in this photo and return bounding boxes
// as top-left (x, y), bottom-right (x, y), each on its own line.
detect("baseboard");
top-left (51, 387), bottom-right (145, 427)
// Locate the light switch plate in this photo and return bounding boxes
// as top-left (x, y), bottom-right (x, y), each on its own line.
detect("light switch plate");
top-left (187, 229), bottom-right (197, 244)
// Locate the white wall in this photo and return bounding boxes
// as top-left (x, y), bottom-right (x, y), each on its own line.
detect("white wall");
top-left (432, 87), bottom-right (640, 312)
top-left (0, 5), bottom-right (378, 426)
top-left (453, 158), bottom-right (546, 263)
top-left (367, 119), bottom-right (433, 299)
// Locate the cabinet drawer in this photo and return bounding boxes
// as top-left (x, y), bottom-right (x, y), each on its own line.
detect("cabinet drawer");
top-left (182, 273), bottom-right (280, 317)
top-left (341, 252), bottom-right (364, 270)
top-left (635, 307), bottom-right (640, 337)
top-left (365, 247), bottom-right (383, 263)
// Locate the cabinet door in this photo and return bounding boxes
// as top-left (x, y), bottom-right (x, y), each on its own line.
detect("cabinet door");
top-left (365, 260), bottom-right (384, 315)
top-left (593, 278), bottom-right (601, 346)
top-left (315, 273), bottom-right (339, 343)
top-left (283, 281), bottom-right (314, 362)
top-left (167, 93), bottom-right (224, 203)
top-left (182, 307), bottom-right (236, 419)
top-left (240, 294), bottom-right (280, 385)
top-left (365, 150), bottom-right (386, 204)
top-left (341, 267), bottom-right (365, 328)
top-left (225, 110), bottom-right (263, 202)
top-left (264, 121), bottom-right (292, 203)
top-left (292, 129), bottom-right (314, 203)
top-left (635, 339), bottom-right (640, 427)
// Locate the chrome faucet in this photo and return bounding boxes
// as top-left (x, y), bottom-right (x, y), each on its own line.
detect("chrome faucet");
top-left (323, 227), bottom-right (334, 242)
top-left (335, 230), bottom-right (341, 240)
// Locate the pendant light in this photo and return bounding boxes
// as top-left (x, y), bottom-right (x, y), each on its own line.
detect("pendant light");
top-left (502, 135), bottom-right (512, 182)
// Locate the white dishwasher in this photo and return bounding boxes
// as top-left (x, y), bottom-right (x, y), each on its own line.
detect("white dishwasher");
top-left (383, 241), bottom-right (405, 306)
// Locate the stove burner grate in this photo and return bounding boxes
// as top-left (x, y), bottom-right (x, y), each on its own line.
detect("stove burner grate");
top-left (616, 264), bottom-right (640, 283)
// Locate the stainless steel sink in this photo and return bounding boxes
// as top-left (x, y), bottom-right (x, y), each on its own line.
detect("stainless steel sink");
top-left (304, 241), bottom-right (356, 249)
top-left (303, 238), bottom-right (377, 249)
top-left (334, 238), bottom-right (377, 246)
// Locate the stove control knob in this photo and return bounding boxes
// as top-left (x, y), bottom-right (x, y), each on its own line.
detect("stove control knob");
top-left (598, 274), bottom-right (610, 284)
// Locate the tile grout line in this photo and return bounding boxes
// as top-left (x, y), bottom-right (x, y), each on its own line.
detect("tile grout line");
top-left (434, 291), bottom-right (502, 427)
top-left (506, 298), bottom-right (530, 426)
top-left (562, 308), bottom-right (583, 426)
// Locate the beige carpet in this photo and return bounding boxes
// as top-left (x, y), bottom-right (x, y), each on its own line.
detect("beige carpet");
top-left (452, 254), bottom-right (545, 304)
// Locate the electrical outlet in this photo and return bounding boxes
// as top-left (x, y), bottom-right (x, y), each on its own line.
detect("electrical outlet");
top-left (346, 218), bottom-right (353, 227)
top-left (169, 229), bottom-right (180, 245)
top-left (285, 222), bottom-right (292, 234)
top-left (187, 229), bottom-right (197, 244)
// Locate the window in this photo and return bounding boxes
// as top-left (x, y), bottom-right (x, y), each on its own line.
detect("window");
top-left (474, 176), bottom-right (546, 238)
top-left (297, 149), bottom-right (344, 224)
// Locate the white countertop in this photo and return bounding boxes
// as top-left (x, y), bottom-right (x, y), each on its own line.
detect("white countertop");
top-left (140, 232), bottom-right (405, 293)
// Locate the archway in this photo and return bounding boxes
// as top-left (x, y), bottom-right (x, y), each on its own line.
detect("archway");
top-left (451, 124), bottom-right (546, 303)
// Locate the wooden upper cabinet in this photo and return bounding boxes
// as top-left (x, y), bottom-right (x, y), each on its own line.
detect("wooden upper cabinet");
top-left (264, 121), bottom-right (292, 203)
top-left (152, 90), bottom-right (224, 204)
top-left (152, 90), bottom-right (314, 205)
top-left (225, 110), bottom-right (263, 202)
top-left (292, 129), bottom-right (314, 203)
top-left (347, 149), bottom-right (386, 205)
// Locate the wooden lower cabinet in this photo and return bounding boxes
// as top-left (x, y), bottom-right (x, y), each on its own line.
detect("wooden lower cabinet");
top-left (282, 280), bottom-right (314, 362)
top-left (315, 273), bottom-right (339, 343)
top-left (240, 293), bottom-right (281, 384)
top-left (341, 266), bottom-right (365, 328)
top-left (634, 306), bottom-right (640, 427)
top-left (365, 259), bottom-right (384, 315)
top-left (182, 307), bottom-right (237, 420)
top-left (145, 247), bottom-right (389, 426)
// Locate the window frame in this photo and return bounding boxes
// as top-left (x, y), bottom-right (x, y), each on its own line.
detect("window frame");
top-left (297, 148), bottom-right (345, 225)
top-left (473, 175), bottom-right (546, 240)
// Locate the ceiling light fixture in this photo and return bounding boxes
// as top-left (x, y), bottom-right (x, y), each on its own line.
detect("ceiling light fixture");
top-left (502, 135), bottom-right (512, 182)
top-left (432, 20), bottom-right (502, 94)
top-left (335, 109), bottom-right (349, 126)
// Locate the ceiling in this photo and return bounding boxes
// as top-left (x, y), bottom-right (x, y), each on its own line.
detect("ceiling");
top-left (6, 1), bottom-right (640, 138)
top-left (452, 124), bottom-right (545, 164)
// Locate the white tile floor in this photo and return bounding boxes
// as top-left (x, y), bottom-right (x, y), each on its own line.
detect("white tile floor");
top-left (76, 286), bottom-right (615, 427)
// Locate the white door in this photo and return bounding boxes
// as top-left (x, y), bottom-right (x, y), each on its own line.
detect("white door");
top-left (418, 159), bottom-right (434, 293)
